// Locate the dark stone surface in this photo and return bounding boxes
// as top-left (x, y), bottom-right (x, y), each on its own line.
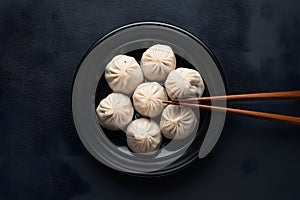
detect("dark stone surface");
top-left (1, 0), bottom-right (300, 199)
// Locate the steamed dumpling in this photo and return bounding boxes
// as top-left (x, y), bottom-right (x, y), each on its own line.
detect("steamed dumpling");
top-left (96, 93), bottom-right (134, 130)
top-left (165, 68), bottom-right (205, 99)
top-left (141, 44), bottom-right (176, 81)
top-left (133, 82), bottom-right (168, 117)
top-left (160, 105), bottom-right (197, 139)
top-left (126, 118), bottom-right (162, 153)
top-left (105, 55), bottom-right (144, 94)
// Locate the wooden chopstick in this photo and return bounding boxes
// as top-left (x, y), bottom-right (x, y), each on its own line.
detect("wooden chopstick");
top-left (163, 100), bottom-right (300, 125)
top-left (171, 90), bottom-right (300, 102)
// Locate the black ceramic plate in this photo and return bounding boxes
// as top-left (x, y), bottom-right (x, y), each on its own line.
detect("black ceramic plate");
top-left (72, 22), bottom-right (227, 176)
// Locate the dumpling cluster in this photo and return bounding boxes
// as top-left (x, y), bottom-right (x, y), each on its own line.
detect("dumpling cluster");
top-left (96, 44), bottom-right (204, 154)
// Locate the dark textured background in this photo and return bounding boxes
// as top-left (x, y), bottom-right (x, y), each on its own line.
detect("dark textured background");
top-left (1, 0), bottom-right (300, 199)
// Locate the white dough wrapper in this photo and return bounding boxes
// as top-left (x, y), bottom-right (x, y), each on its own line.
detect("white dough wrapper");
top-left (165, 68), bottom-right (205, 99)
top-left (140, 44), bottom-right (176, 81)
top-left (126, 118), bottom-right (162, 153)
top-left (96, 93), bottom-right (134, 131)
top-left (133, 82), bottom-right (168, 117)
top-left (160, 105), bottom-right (197, 139)
top-left (105, 55), bottom-right (144, 95)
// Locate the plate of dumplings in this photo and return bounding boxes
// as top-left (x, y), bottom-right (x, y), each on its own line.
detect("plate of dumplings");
top-left (72, 22), bottom-right (227, 176)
